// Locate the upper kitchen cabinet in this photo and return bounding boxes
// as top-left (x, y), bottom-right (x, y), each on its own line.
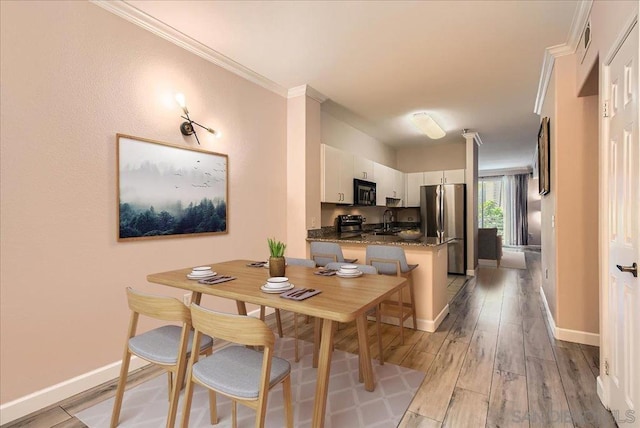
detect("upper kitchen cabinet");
top-left (373, 163), bottom-right (405, 206)
top-left (353, 157), bottom-right (374, 181)
top-left (423, 169), bottom-right (466, 185)
top-left (405, 172), bottom-right (425, 207)
top-left (321, 144), bottom-right (354, 204)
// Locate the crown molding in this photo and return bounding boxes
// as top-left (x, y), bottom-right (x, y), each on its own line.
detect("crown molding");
top-left (287, 85), bottom-right (328, 103)
top-left (533, 0), bottom-right (592, 115)
top-left (463, 131), bottom-right (483, 146)
top-left (90, 0), bottom-right (288, 97)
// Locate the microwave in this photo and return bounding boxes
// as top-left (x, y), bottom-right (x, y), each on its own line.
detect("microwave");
top-left (353, 179), bottom-right (376, 206)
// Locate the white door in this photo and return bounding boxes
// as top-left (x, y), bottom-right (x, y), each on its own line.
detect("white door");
top-left (604, 22), bottom-right (639, 425)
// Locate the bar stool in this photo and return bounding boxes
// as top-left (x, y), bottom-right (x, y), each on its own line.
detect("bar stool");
top-left (365, 245), bottom-right (418, 345)
top-left (310, 242), bottom-right (357, 267)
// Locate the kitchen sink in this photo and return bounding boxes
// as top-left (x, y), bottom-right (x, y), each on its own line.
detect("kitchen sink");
top-left (370, 228), bottom-right (402, 236)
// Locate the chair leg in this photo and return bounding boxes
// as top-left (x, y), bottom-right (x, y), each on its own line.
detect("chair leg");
top-left (208, 390), bottom-right (217, 424)
top-left (283, 376), bottom-right (293, 428)
top-left (408, 277), bottom-right (417, 330)
top-left (275, 309), bottom-right (284, 338)
top-left (259, 306), bottom-right (266, 321)
top-left (167, 367), bottom-right (183, 428)
top-left (110, 349), bottom-right (131, 428)
top-left (294, 312), bottom-right (299, 363)
top-left (231, 400), bottom-right (237, 428)
top-left (180, 370), bottom-right (196, 427)
top-left (166, 372), bottom-right (173, 402)
top-left (398, 289), bottom-right (405, 345)
top-left (376, 307), bottom-right (384, 365)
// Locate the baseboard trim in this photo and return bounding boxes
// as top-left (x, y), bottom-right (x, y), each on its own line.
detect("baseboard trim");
top-left (418, 304), bottom-right (450, 332)
top-left (597, 375), bottom-right (608, 410)
top-left (0, 357), bottom-right (150, 425)
top-left (539, 286), bottom-right (600, 346)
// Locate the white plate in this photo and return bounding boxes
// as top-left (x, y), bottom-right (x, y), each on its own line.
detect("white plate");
top-left (337, 271), bottom-right (363, 278)
top-left (263, 282), bottom-right (291, 290)
top-left (192, 266), bottom-right (212, 271)
top-left (260, 284), bottom-right (294, 294)
top-left (340, 264), bottom-right (358, 270)
top-left (187, 272), bottom-right (217, 279)
top-left (267, 276), bottom-right (289, 283)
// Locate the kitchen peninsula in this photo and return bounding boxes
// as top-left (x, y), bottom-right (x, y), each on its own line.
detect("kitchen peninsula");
top-left (306, 233), bottom-right (449, 332)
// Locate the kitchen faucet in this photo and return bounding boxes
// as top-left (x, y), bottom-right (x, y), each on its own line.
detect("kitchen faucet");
top-left (383, 209), bottom-right (394, 231)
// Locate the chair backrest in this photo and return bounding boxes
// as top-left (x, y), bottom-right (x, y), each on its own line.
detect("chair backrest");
top-left (190, 304), bottom-right (274, 349)
top-left (478, 228), bottom-right (500, 259)
top-left (285, 257), bottom-right (316, 268)
top-left (126, 287), bottom-right (191, 324)
top-left (325, 262), bottom-right (378, 275)
top-left (310, 242), bottom-right (344, 266)
top-left (365, 245), bottom-right (410, 275)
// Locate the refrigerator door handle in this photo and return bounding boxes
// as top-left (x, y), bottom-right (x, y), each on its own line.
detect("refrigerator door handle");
top-left (435, 185), bottom-right (442, 241)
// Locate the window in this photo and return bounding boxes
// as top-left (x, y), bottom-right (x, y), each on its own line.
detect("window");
top-left (478, 177), bottom-right (504, 235)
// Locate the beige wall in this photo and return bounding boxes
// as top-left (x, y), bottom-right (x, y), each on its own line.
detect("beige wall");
top-left (396, 142), bottom-right (466, 173)
top-left (541, 54), bottom-right (600, 335)
top-left (540, 70), bottom-right (557, 319)
top-left (0, 1), bottom-right (287, 403)
top-left (555, 55), bottom-right (600, 333)
top-left (320, 111), bottom-right (396, 167)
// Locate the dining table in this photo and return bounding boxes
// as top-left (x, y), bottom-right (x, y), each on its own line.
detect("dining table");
top-left (146, 259), bottom-right (407, 428)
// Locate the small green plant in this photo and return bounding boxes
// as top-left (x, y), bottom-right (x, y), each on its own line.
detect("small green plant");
top-left (267, 237), bottom-right (286, 258)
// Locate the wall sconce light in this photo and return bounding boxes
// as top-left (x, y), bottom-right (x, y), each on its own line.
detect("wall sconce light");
top-left (175, 93), bottom-right (218, 145)
top-left (411, 112), bottom-right (446, 139)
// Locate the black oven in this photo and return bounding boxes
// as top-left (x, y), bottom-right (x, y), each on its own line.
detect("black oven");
top-left (353, 179), bottom-right (376, 206)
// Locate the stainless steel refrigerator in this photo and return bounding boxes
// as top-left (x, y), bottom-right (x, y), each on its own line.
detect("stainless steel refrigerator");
top-left (420, 184), bottom-right (466, 274)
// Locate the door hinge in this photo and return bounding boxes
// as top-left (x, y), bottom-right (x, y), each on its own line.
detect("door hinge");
top-left (604, 359), bottom-right (610, 375)
top-left (603, 100), bottom-right (610, 118)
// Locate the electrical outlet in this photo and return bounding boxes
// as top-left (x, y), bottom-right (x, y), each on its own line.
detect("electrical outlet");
top-left (551, 215), bottom-right (555, 228)
top-left (362, 217), bottom-right (367, 222)
top-left (408, 217), bottom-right (413, 221)
top-left (545, 269), bottom-right (548, 279)
top-left (311, 217), bottom-right (316, 228)
top-left (183, 293), bottom-right (192, 306)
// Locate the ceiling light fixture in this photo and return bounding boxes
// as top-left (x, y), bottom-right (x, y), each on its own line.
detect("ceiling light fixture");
top-left (175, 93), bottom-right (218, 145)
top-left (411, 113), bottom-right (446, 139)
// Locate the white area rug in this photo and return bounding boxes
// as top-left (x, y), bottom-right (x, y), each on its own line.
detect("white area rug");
top-left (77, 338), bottom-right (424, 428)
top-left (500, 250), bottom-right (527, 270)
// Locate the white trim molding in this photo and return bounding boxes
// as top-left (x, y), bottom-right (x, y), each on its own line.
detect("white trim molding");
top-left (90, 0), bottom-right (288, 97)
top-left (287, 85), bottom-right (329, 103)
top-left (534, 0), bottom-right (593, 115)
top-left (539, 286), bottom-right (600, 346)
top-left (416, 304), bottom-right (450, 333)
top-left (0, 357), bottom-right (150, 425)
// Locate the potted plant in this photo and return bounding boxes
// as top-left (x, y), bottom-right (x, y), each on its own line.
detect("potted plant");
top-left (267, 237), bottom-right (286, 277)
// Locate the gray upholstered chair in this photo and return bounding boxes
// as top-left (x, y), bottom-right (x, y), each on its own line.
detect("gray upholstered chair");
top-left (325, 262), bottom-right (385, 364)
top-left (478, 228), bottom-right (503, 267)
top-left (365, 245), bottom-right (418, 345)
top-left (111, 287), bottom-right (214, 428)
top-left (310, 242), bottom-right (357, 267)
top-left (181, 304), bottom-right (293, 428)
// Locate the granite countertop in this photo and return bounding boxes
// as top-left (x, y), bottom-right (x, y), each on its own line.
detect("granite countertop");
top-left (307, 233), bottom-right (449, 247)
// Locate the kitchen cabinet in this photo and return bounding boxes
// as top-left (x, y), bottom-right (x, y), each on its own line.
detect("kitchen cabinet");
top-left (353, 157), bottom-right (374, 180)
top-left (321, 144), bottom-right (354, 204)
top-left (373, 163), bottom-right (405, 206)
top-left (405, 172), bottom-right (425, 207)
top-left (423, 169), bottom-right (466, 185)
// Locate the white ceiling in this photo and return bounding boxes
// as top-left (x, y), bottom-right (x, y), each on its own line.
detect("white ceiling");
top-left (125, 0), bottom-right (579, 170)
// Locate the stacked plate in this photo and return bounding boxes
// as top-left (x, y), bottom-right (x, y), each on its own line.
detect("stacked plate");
top-left (187, 266), bottom-right (217, 280)
top-left (261, 276), bottom-right (294, 293)
top-left (336, 264), bottom-right (363, 278)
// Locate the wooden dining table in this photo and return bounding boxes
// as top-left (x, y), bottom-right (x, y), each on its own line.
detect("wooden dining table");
top-left (147, 259), bottom-right (406, 428)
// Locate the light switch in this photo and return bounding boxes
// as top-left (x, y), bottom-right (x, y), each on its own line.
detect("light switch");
top-left (551, 215), bottom-right (555, 228)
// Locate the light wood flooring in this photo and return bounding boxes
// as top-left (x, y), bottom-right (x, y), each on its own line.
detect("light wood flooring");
top-left (2, 252), bottom-right (614, 427)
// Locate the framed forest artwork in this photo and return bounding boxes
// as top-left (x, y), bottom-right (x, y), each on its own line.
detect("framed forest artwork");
top-left (537, 117), bottom-right (550, 196)
top-left (117, 134), bottom-right (228, 241)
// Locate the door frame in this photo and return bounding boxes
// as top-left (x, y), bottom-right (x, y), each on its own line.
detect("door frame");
top-left (598, 11), bottom-right (639, 408)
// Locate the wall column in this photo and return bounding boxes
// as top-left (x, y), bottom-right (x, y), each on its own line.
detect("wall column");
top-left (463, 132), bottom-right (480, 276)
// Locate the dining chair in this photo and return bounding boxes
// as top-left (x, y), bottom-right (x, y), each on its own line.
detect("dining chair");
top-left (365, 245), bottom-right (418, 345)
top-left (181, 304), bottom-right (293, 428)
top-left (111, 287), bottom-right (214, 428)
top-left (286, 257), bottom-right (316, 362)
top-left (310, 242), bottom-right (357, 267)
top-left (325, 262), bottom-right (385, 364)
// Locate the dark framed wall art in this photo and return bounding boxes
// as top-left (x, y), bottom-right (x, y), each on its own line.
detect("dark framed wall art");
top-left (538, 117), bottom-right (551, 196)
top-left (117, 134), bottom-right (228, 241)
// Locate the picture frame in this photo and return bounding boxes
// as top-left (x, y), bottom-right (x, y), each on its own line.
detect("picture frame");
top-left (117, 134), bottom-right (228, 241)
top-left (537, 117), bottom-right (550, 195)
